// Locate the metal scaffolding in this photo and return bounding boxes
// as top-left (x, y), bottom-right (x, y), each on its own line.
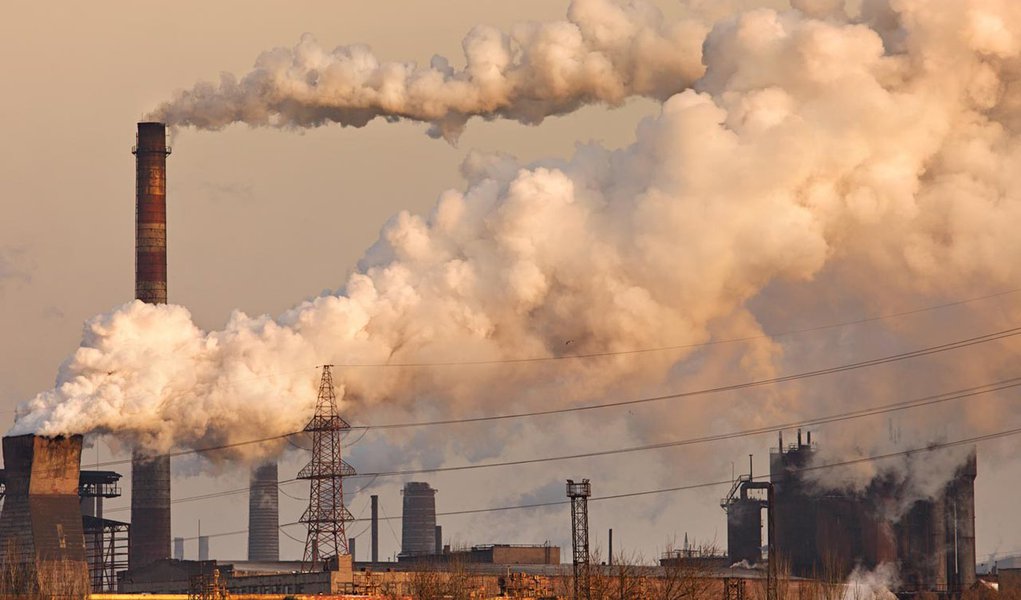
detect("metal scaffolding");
top-left (566, 479), bottom-right (591, 600)
top-left (299, 365), bottom-right (356, 571)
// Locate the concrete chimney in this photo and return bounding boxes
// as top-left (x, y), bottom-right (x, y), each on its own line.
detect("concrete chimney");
top-left (247, 461), bottom-right (280, 561)
top-left (400, 482), bottom-right (437, 557)
top-left (129, 122), bottom-right (172, 569)
top-left (0, 434), bottom-right (89, 595)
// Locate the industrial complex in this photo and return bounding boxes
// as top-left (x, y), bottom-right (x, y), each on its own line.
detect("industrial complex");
top-left (0, 123), bottom-right (1004, 599)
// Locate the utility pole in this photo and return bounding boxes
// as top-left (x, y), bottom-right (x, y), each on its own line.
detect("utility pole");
top-left (567, 479), bottom-right (592, 600)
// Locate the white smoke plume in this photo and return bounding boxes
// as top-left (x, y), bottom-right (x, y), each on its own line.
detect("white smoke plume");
top-left (150, 0), bottom-right (707, 140)
top-left (842, 564), bottom-right (900, 600)
top-left (15, 0), bottom-right (1021, 510)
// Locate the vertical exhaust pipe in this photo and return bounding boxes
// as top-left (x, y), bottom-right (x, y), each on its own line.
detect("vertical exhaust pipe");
top-left (129, 122), bottom-right (172, 569)
top-left (371, 494), bottom-right (379, 563)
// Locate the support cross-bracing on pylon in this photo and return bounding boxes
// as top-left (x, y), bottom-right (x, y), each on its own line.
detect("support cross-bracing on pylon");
top-left (567, 479), bottom-right (592, 600)
top-left (299, 365), bottom-right (357, 572)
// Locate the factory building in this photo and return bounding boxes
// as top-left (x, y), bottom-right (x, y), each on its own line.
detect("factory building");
top-left (725, 430), bottom-right (978, 593)
top-left (400, 481), bottom-right (438, 557)
top-left (398, 543), bottom-right (561, 566)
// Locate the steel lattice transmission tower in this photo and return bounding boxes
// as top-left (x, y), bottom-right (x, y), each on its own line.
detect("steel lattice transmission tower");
top-left (299, 365), bottom-right (356, 571)
top-left (567, 479), bottom-right (592, 600)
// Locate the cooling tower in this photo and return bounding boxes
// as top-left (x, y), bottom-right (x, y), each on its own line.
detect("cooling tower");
top-left (400, 482), bottom-right (438, 557)
top-left (129, 122), bottom-right (172, 569)
top-left (0, 434), bottom-right (89, 595)
top-left (247, 462), bottom-right (279, 561)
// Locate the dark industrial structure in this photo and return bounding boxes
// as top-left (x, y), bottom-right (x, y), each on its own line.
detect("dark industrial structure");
top-left (248, 461), bottom-right (279, 561)
top-left (79, 470), bottom-right (127, 591)
top-left (299, 365), bottom-right (356, 570)
top-left (0, 434), bottom-right (90, 595)
top-left (727, 430), bottom-right (979, 593)
top-left (398, 544), bottom-right (560, 566)
top-left (400, 481), bottom-right (438, 557)
top-left (130, 121), bottom-right (172, 569)
top-left (721, 456), bottom-right (767, 566)
top-left (567, 479), bottom-right (592, 600)
top-left (0, 466), bottom-right (127, 592)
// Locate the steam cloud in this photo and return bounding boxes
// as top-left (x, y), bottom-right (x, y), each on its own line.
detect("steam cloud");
top-left (16, 0), bottom-right (1021, 510)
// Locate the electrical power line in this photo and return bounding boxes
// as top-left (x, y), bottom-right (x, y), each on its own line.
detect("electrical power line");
top-left (117, 375), bottom-right (1021, 512)
top-left (89, 325), bottom-right (1021, 469)
top-left (178, 425), bottom-right (1021, 542)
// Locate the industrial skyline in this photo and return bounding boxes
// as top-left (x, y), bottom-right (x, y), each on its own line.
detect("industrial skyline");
top-left (4, 0), bottom-right (1021, 583)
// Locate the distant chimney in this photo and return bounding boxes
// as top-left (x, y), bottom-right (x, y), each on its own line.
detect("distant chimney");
top-left (199, 536), bottom-right (210, 561)
top-left (371, 495), bottom-right (379, 563)
top-left (401, 482), bottom-right (438, 557)
top-left (247, 462), bottom-right (279, 561)
top-left (174, 537), bottom-right (185, 561)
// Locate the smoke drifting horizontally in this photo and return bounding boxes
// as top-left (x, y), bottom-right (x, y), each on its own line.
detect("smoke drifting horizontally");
top-left (15, 0), bottom-right (1021, 507)
top-left (149, 0), bottom-right (707, 140)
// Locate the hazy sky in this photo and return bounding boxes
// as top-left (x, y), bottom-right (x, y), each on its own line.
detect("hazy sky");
top-left (4, 0), bottom-right (1021, 568)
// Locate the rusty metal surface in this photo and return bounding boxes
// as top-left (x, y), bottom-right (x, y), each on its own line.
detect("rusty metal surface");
top-left (133, 121), bottom-right (169, 305)
top-left (248, 462), bottom-right (279, 561)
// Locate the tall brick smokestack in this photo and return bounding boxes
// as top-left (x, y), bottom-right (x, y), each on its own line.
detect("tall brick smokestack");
top-left (129, 122), bottom-right (172, 569)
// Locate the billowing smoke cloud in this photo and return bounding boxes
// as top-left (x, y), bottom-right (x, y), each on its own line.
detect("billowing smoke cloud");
top-left (15, 0), bottom-right (1021, 511)
top-left (150, 0), bottom-right (707, 140)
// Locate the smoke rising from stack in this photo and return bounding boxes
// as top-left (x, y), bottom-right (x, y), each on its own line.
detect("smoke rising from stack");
top-left (149, 0), bottom-right (707, 141)
top-left (13, 0), bottom-right (1021, 514)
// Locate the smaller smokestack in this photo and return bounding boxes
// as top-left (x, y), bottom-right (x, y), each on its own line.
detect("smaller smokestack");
top-left (797, 428), bottom-right (802, 447)
top-left (435, 525), bottom-right (442, 554)
top-left (749, 454), bottom-right (753, 480)
top-left (349, 537), bottom-right (357, 561)
top-left (371, 495), bottom-right (379, 563)
top-left (199, 536), bottom-right (209, 561)
top-left (174, 537), bottom-right (184, 560)
top-left (807, 430), bottom-right (812, 446)
top-left (609, 529), bottom-right (613, 565)
top-left (778, 430), bottom-right (783, 452)
top-left (247, 462), bottom-right (279, 561)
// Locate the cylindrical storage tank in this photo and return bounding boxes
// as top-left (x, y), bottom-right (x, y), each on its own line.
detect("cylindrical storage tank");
top-left (129, 122), bottom-right (172, 570)
top-left (727, 499), bottom-right (762, 565)
top-left (401, 482), bottom-right (438, 557)
top-left (248, 462), bottom-right (280, 561)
